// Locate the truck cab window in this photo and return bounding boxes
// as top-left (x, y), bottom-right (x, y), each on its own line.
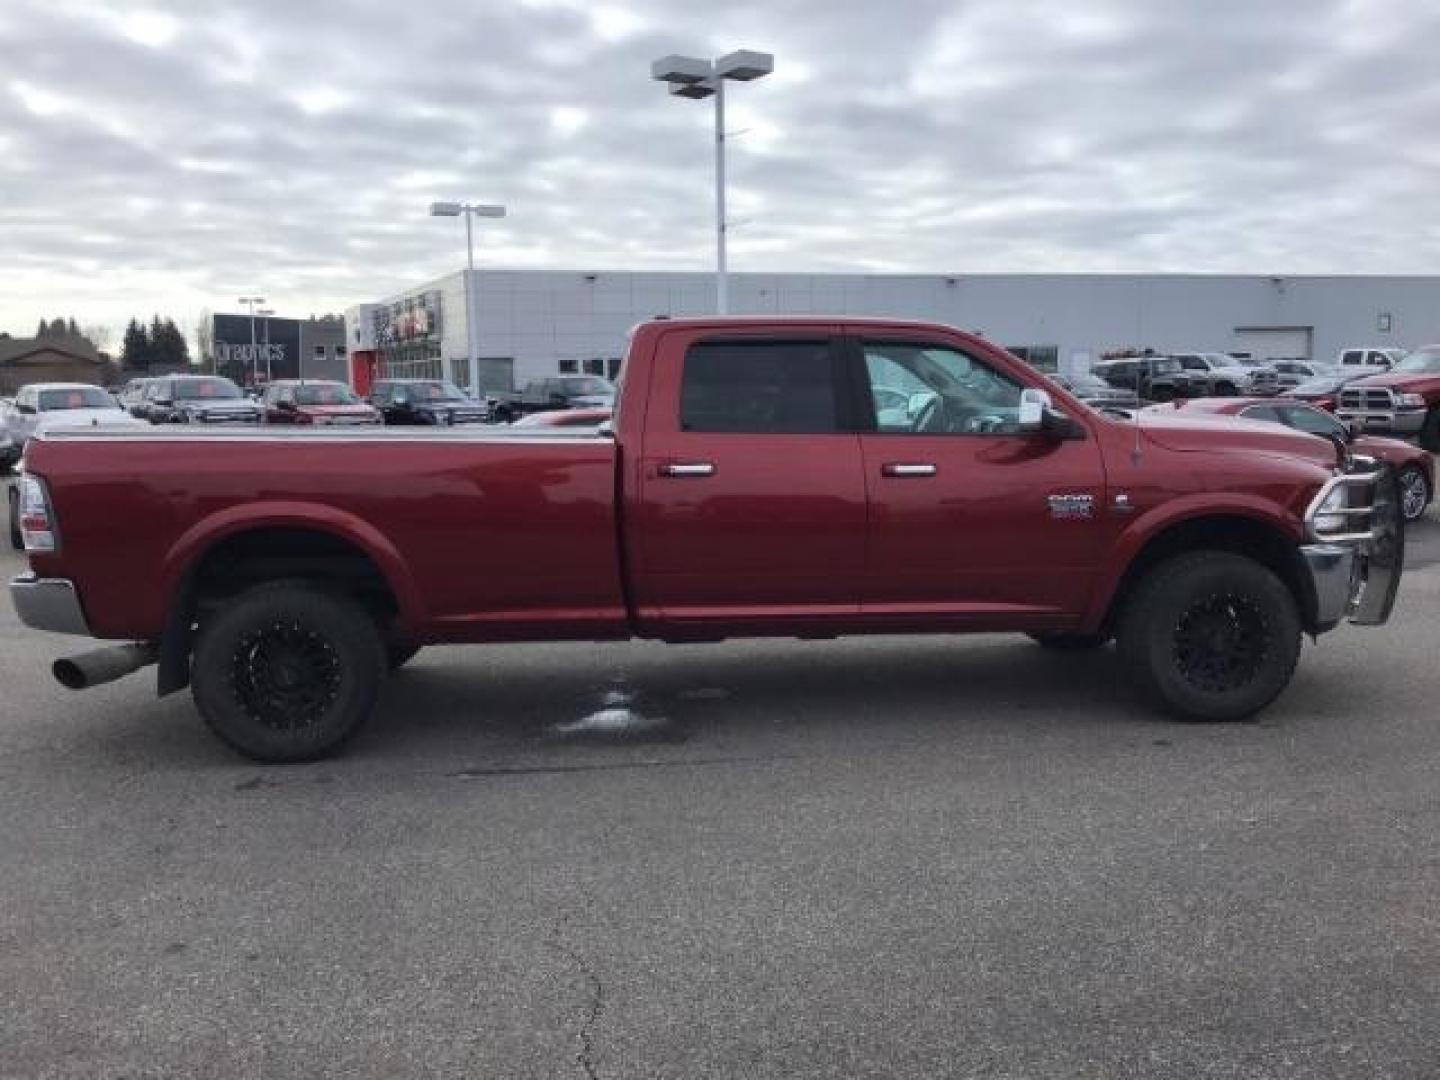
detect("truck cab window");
top-left (863, 343), bottom-right (1024, 435)
top-left (680, 341), bottom-right (841, 433)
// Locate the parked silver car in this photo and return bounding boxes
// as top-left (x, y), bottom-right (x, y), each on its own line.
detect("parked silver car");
top-left (1, 383), bottom-right (145, 459)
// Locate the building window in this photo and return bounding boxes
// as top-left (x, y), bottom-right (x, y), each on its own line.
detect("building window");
top-left (313, 345), bottom-right (326, 360)
top-left (558, 358), bottom-right (579, 374)
top-left (336, 344), bottom-right (347, 358)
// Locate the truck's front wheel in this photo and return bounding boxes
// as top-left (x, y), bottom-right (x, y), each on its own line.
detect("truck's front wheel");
top-left (1117, 552), bottom-right (1301, 722)
top-left (191, 582), bottom-right (385, 762)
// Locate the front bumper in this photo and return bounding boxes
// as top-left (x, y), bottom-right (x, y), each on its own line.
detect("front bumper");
top-left (1334, 408), bottom-right (1426, 435)
top-left (9, 573), bottom-right (92, 636)
top-left (1301, 462), bottom-right (1405, 631)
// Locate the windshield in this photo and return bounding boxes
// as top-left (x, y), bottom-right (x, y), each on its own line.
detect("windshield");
top-left (412, 381), bottom-right (468, 401)
top-left (1152, 358), bottom-right (1182, 375)
top-left (294, 383), bottom-right (360, 406)
top-left (559, 377), bottom-right (614, 397)
top-left (174, 378), bottom-right (242, 401)
top-left (1394, 346), bottom-right (1440, 374)
top-left (38, 387), bottom-right (113, 411)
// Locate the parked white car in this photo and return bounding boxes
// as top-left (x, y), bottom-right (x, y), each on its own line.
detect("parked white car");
top-left (1, 383), bottom-right (145, 457)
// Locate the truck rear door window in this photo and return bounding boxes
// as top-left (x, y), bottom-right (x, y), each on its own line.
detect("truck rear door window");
top-left (680, 340), bottom-right (842, 433)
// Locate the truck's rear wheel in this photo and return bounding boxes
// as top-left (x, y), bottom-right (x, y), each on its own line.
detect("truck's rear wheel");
top-left (191, 582), bottom-right (384, 762)
top-left (1117, 551), bottom-right (1301, 722)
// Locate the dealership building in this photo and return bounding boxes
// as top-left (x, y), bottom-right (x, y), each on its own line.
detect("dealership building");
top-left (344, 271), bottom-right (1440, 394)
top-left (212, 313), bottom-right (347, 389)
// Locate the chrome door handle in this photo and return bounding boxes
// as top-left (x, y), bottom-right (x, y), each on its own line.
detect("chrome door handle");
top-left (881, 463), bottom-right (937, 478)
top-left (659, 462), bottom-right (716, 478)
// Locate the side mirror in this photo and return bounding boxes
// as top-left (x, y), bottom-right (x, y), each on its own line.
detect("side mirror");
top-left (16, 403), bottom-right (35, 415)
top-left (1018, 388), bottom-right (1052, 431)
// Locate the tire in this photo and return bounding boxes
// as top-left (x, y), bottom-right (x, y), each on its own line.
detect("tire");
top-left (191, 581), bottom-right (385, 762)
top-left (7, 486), bottom-right (22, 551)
top-left (1398, 464), bottom-right (1431, 522)
top-left (1117, 551), bottom-right (1302, 722)
top-left (1420, 408), bottom-right (1440, 453)
top-left (1027, 632), bottom-right (1110, 651)
top-left (387, 643), bottom-right (421, 670)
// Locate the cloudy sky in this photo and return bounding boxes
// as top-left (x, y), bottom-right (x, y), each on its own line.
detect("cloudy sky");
top-left (3, 0), bottom-right (1439, 346)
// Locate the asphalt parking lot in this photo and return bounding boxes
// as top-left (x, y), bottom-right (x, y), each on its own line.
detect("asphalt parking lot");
top-left (3, 500), bottom-right (1440, 1078)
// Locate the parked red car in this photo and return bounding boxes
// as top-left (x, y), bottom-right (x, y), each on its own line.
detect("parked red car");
top-left (1149, 397), bottom-right (1433, 520)
top-left (261, 380), bottom-right (380, 426)
top-left (11, 317), bottom-right (1404, 761)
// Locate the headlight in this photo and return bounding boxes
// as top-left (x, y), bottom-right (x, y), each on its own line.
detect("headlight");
top-left (1396, 393), bottom-right (1426, 409)
top-left (1312, 484), bottom-right (1349, 534)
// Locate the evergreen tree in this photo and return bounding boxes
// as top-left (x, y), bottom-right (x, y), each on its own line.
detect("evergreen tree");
top-left (120, 319), bottom-right (151, 372)
top-left (48, 317), bottom-right (67, 338)
top-left (36, 318), bottom-right (49, 339)
top-left (151, 318), bottom-right (190, 370)
top-left (67, 317), bottom-right (80, 338)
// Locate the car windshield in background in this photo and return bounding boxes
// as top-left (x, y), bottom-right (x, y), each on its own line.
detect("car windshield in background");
top-left (415, 382), bottom-right (468, 401)
top-left (1394, 347), bottom-right (1440, 374)
top-left (1153, 358), bottom-right (1182, 375)
top-left (560, 377), bottom-right (614, 396)
top-left (174, 378), bottom-right (242, 400)
top-left (37, 387), bottom-right (113, 410)
top-left (294, 384), bottom-right (359, 406)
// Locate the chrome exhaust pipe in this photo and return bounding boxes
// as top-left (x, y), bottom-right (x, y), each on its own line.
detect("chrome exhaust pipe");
top-left (53, 643), bottom-right (160, 691)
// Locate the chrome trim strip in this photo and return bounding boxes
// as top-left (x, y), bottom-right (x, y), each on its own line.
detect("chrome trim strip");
top-left (30, 428), bottom-right (606, 446)
top-left (9, 574), bottom-right (92, 636)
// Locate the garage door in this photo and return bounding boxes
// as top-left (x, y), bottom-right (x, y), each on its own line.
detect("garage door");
top-left (1232, 327), bottom-right (1313, 362)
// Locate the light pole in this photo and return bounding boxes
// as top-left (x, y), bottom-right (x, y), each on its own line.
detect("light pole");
top-left (238, 296), bottom-right (265, 387)
top-left (257, 308), bottom-right (275, 383)
top-left (430, 201), bottom-right (506, 397)
top-left (650, 50), bottom-right (773, 315)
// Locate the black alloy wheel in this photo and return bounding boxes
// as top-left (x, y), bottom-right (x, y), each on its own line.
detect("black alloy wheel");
top-left (192, 581), bottom-right (384, 762)
top-left (1171, 593), bottom-right (1269, 694)
top-left (1117, 551), bottom-right (1302, 721)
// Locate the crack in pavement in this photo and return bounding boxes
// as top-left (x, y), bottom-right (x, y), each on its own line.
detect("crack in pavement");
top-left (448, 753), bottom-right (796, 780)
top-left (549, 922), bottom-right (604, 1080)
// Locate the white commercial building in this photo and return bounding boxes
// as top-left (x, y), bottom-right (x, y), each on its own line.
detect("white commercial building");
top-left (346, 271), bottom-right (1440, 394)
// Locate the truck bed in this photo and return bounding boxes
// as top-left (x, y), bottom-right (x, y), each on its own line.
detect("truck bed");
top-left (24, 427), bottom-right (627, 642)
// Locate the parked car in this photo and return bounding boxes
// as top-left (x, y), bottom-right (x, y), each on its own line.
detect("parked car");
top-left (1270, 360), bottom-right (1333, 391)
top-left (1150, 397), bottom-right (1433, 521)
top-left (1336, 344), bottom-right (1440, 449)
top-left (369, 379), bottom-right (491, 426)
top-left (9, 317), bottom-right (1403, 761)
top-left (509, 407), bottom-right (613, 428)
top-left (1170, 353), bottom-right (1280, 396)
top-left (142, 375), bottom-right (262, 425)
top-left (1282, 369), bottom-right (1371, 411)
top-left (2, 383), bottom-right (143, 452)
top-left (1051, 372), bottom-right (1139, 410)
top-left (1337, 347), bottom-right (1406, 372)
top-left (1090, 356), bottom-right (1193, 401)
top-left (261, 380), bottom-right (381, 426)
top-left (118, 377), bottom-right (158, 417)
top-left (491, 376), bottom-right (617, 423)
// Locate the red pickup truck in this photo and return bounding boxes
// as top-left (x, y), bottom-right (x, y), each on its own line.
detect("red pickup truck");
top-left (9, 317), bottom-right (1404, 761)
top-left (1335, 344), bottom-right (1440, 450)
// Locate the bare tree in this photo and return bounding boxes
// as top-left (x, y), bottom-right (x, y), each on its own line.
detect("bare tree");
top-left (81, 323), bottom-right (114, 352)
top-left (194, 309), bottom-right (214, 371)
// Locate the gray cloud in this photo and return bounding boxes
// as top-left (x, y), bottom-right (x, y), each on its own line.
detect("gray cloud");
top-left (2, 0), bottom-right (1439, 340)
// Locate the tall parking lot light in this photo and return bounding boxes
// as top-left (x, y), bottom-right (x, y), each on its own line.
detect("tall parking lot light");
top-left (257, 309), bottom-right (275, 382)
top-left (430, 201), bottom-right (507, 397)
top-left (238, 296), bottom-right (266, 386)
top-left (650, 50), bottom-right (773, 315)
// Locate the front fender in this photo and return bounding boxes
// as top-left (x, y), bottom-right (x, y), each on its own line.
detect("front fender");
top-left (1079, 493), bottom-right (1306, 632)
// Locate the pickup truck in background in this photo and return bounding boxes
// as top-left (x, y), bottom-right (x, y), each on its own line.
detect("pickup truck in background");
top-left (490, 375), bottom-right (617, 423)
top-left (1336, 344), bottom-right (1440, 450)
top-left (1171, 353), bottom-right (1281, 397)
top-left (10, 317), bottom-right (1404, 762)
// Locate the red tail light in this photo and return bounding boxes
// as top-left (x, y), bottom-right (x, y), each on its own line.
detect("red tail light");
top-left (17, 474), bottom-right (58, 553)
